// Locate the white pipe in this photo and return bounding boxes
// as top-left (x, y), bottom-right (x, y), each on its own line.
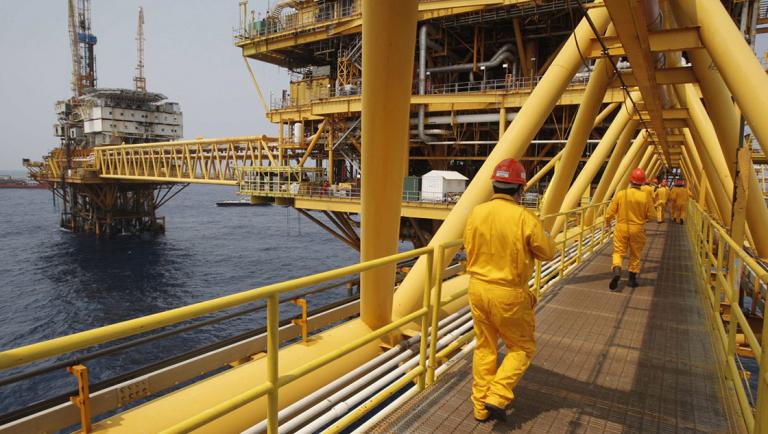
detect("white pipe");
top-left (242, 306), bottom-right (471, 434)
top-left (294, 321), bottom-right (475, 434)
top-left (409, 112), bottom-right (518, 126)
top-left (350, 340), bottom-right (477, 433)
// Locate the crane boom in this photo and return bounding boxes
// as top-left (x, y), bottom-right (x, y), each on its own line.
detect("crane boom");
top-left (67, 0), bottom-right (83, 96)
top-left (134, 6), bottom-right (146, 92)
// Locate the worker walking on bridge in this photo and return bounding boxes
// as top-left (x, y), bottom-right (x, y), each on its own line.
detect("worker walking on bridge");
top-left (605, 168), bottom-right (654, 290)
top-left (669, 179), bottom-right (690, 224)
top-left (655, 179), bottom-right (670, 223)
top-left (464, 159), bottom-right (555, 422)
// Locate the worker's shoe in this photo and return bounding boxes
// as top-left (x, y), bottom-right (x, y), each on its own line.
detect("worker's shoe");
top-left (679, 219), bottom-right (684, 225)
top-left (484, 403), bottom-right (507, 422)
top-left (628, 272), bottom-right (639, 288)
top-left (609, 266), bottom-right (621, 291)
top-left (474, 408), bottom-right (490, 422)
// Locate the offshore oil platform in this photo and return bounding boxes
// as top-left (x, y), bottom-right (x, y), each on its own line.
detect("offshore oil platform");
top-left (24, 1), bottom-right (184, 236)
top-left (7, 0), bottom-right (768, 433)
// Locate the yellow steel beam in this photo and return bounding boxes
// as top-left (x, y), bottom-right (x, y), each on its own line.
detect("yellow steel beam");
top-left (294, 197), bottom-right (452, 221)
top-left (605, 0), bottom-right (670, 159)
top-left (614, 66), bottom-right (696, 87)
top-left (584, 27), bottom-right (702, 57)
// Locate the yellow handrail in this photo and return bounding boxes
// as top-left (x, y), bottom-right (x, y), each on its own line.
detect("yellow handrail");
top-left (0, 201), bottom-right (615, 434)
top-left (686, 201), bottom-right (768, 434)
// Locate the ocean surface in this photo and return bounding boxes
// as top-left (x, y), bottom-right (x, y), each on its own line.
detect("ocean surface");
top-left (0, 180), bottom-right (369, 417)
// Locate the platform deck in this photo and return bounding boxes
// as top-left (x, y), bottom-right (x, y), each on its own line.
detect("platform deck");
top-left (370, 223), bottom-right (744, 434)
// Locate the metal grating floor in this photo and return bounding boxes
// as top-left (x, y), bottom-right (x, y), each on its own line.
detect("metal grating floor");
top-left (369, 223), bottom-right (745, 434)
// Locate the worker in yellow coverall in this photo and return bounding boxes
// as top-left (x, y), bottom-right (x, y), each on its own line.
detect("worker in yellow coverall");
top-left (605, 168), bottom-right (654, 290)
top-left (464, 158), bottom-right (555, 422)
top-left (669, 179), bottom-right (690, 224)
top-left (655, 179), bottom-right (670, 223)
top-left (641, 180), bottom-right (655, 202)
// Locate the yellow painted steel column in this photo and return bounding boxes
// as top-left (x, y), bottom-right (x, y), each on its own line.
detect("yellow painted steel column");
top-left (540, 27), bottom-right (615, 218)
top-left (680, 42), bottom-right (768, 258)
top-left (498, 106), bottom-right (506, 136)
top-left (359, 0), bottom-right (418, 329)
top-left (673, 0), bottom-right (768, 156)
top-left (585, 128), bottom-right (643, 225)
top-left (621, 146), bottom-right (653, 190)
top-left (524, 149), bottom-right (563, 192)
top-left (603, 130), bottom-right (648, 205)
top-left (550, 99), bottom-right (638, 235)
top-left (593, 102), bottom-right (619, 128)
top-left (393, 5), bottom-right (611, 319)
top-left (683, 127), bottom-right (732, 223)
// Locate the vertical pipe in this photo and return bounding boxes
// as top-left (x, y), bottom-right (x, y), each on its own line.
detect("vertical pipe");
top-left (540, 25), bottom-right (616, 218)
top-left (360, 0), bottom-right (418, 329)
top-left (393, 7), bottom-right (611, 319)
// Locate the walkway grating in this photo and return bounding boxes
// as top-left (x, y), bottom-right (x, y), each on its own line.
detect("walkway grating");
top-left (369, 223), bottom-right (746, 433)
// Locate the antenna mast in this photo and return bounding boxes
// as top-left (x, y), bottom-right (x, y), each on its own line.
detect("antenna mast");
top-left (134, 6), bottom-right (146, 92)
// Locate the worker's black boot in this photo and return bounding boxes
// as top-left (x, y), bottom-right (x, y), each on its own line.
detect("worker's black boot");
top-left (679, 219), bottom-right (684, 225)
top-left (628, 272), bottom-right (639, 288)
top-left (609, 266), bottom-right (621, 291)
top-left (484, 403), bottom-right (507, 422)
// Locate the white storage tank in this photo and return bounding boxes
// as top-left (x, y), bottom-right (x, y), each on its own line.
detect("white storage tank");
top-left (420, 170), bottom-right (468, 202)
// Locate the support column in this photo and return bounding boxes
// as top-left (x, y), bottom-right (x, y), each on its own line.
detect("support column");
top-left (617, 144), bottom-right (652, 192)
top-left (683, 127), bottom-right (732, 224)
top-left (550, 99), bottom-right (638, 235)
top-left (539, 25), bottom-right (616, 217)
top-left (673, 0), bottom-right (768, 156)
top-left (586, 128), bottom-right (643, 225)
top-left (604, 130), bottom-right (648, 206)
top-left (359, 0), bottom-right (418, 329)
top-left (393, 6), bottom-right (612, 319)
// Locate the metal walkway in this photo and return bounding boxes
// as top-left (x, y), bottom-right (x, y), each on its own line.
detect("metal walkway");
top-left (370, 223), bottom-right (746, 434)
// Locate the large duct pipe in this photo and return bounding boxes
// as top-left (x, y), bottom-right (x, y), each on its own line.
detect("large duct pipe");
top-left (418, 24), bottom-right (436, 143)
top-left (392, 5), bottom-right (611, 320)
top-left (426, 43), bottom-right (516, 74)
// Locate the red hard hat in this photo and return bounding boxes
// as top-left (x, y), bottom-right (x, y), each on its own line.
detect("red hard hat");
top-left (491, 158), bottom-right (526, 185)
top-left (675, 179), bottom-right (685, 186)
top-left (629, 168), bottom-right (646, 185)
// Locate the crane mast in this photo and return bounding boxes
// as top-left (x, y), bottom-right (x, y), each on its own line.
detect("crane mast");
top-left (67, 0), bottom-right (97, 97)
top-left (134, 6), bottom-right (146, 92)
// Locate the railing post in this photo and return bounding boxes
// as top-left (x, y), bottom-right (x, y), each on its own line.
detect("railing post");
top-left (417, 249), bottom-right (434, 390)
top-left (534, 260), bottom-right (542, 299)
top-left (560, 220), bottom-right (567, 278)
top-left (577, 209), bottom-right (585, 263)
top-left (266, 294), bottom-right (280, 434)
top-left (427, 246), bottom-right (445, 386)
top-left (67, 364), bottom-right (92, 434)
top-left (755, 279), bottom-right (768, 434)
top-left (291, 298), bottom-right (309, 343)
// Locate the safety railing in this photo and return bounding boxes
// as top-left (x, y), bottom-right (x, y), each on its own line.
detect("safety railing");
top-left (235, 0), bottom-right (361, 42)
top-left (268, 73), bottom-right (593, 111)
top-left (687, 201), bottom-right (768, 434)
top-left (0, 201), bottom-right (615, 433)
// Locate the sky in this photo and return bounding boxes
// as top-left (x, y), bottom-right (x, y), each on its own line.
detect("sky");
top-left (0, 2), bottom-right (766, 171)
top-left (0, 0), bottom-right (289, 170)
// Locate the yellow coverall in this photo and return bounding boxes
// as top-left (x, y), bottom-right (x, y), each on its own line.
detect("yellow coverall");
top-left (605, 187), bottom-right (654, 273)
top-left (655, 186), bottom-right (670, 223)
top-left (669, 186), bottom-right (690, 222)
top-left (464, 194), bottom-right (555, 419)
top-left (641, 184), bottom-right (655, 202)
